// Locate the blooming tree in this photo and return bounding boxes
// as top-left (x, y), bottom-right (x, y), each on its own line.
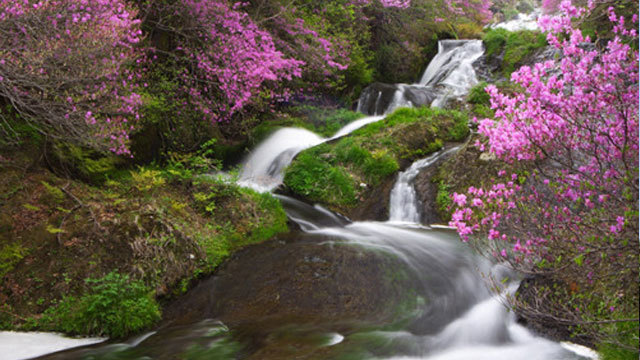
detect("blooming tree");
top-left (450, 0), bottom-right (638, 347)
top-left (0, 0), bottom-right (143, 154)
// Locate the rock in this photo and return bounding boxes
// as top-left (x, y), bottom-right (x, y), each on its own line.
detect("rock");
top-left (162, 233), bottom-right (420, 328)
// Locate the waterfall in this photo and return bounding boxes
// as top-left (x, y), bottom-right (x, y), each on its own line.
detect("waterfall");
top-left (238, 39), bottom-right (484, 192)
top-left (357, 39), bottom-right (484, 116)
top-left (388, 147), bottom-right (460, 223)
top-left (237, 115), bottom-right (385, 192)
top-left (28, 8), bottom-right (598, 360)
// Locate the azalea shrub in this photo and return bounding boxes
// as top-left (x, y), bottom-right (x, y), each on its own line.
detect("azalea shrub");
top-left (450, 0), bottom-right (639, 351)
top-left (0, 0), bottom-right (143, 155)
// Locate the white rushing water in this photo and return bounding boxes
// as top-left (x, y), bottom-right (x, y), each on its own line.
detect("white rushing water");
top-left (490, 9), bottom-right (541, 32)
top-left (419, 40), bottom-right (484, 108)
top-left (238, 38), bottom-right (485, 191)
top-left (0, 332), bottom-right (104, 360)
top-left (356, 39), bottom-right (484, 116)
top-left (237, 128), bottom-right (324, 192)
top-left (237, 116), bottom-right (385, 191)
top-left (388, 147), bottom-right (460, 223)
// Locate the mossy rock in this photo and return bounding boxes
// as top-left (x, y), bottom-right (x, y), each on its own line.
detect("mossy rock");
top-left (482, 28), bottom-right (547, 78)
top-left (47, 142), bottom-right (123, 184)
top-left (283, 107), bottom-right (469, 218)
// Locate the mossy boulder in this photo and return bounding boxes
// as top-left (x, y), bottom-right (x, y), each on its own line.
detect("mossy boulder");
top-left (423, 134), bottom-right (511, 222)
top-left (479, 28), bottom-right (548, 80)
top-left (282, 107), bottom-right (469, 220)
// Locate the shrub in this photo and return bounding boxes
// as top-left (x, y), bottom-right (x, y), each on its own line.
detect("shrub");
top-left (467, 81), bottom-right (490, 105)
top-left (0, 0), bottom-right (143, 154)
top-left (42, 271), bottom-right (160, 338)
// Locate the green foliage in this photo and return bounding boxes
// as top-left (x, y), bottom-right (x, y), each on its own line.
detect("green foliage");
top-left (40, 181), bottom-right (65, 203)
top-left (467, 82), bottom-right (490, 105)
top-left (51, 142), bottom-right (121, 183)
top-left (597, 320), bottom-right (640, 360)
top-left (41, 271), bottom-right (160, 338)
top-left (483, 28), bottom-right (548, 76)
top-left (435, 181), bottom-right (453, 221)
top-left (133, 60), bottom-right (222, 159)
top-left (130, 168), bottom-right (166, 193)
top-left (0, 243), bottom-right (28, 278)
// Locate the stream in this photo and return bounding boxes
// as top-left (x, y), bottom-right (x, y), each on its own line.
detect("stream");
top-left (14, 12), bottom-right (599, 360)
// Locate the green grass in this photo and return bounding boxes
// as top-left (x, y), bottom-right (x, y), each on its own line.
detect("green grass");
top-left (284, 144), bottom-right (358, 206)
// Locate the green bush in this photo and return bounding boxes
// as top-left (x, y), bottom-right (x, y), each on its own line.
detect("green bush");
top-left (41, 271), bottom-right (160, 338)
top-left (467, 81), bottom-right (490, 105)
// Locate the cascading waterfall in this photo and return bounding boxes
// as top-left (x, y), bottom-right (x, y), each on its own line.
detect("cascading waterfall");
top-left (238, 38), bottom-right (484, 192)
top-left (237, 128), bottom-right (324, 192)
top-left (236, 115), bottom-right (384, 191)
top-left (356, 39), bottom-right (484, 116)
top-left (489, 8), bottom-right (541, 32)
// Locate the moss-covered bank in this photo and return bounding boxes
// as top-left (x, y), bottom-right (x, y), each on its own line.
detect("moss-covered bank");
top-left (282, 107), bottom-right (469, 219)
top-left (0, 146), bottom-right (288, 338)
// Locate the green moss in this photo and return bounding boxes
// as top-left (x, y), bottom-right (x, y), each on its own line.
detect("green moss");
top-left (435, 181), bottom-right (453, 221)
top-left (190, 179), bottom-right (289, 271)
top-left (483, 28), bottom-right (548, 76)
top-left (597, 320), bottom-right (640, 360)
top-left (51, 142), bottom-right (121, 183)
top-left (284, 145), bottom-right (358, 206)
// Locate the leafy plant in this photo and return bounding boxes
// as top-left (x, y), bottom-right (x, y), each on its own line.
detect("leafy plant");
top-left (41, 271), bottom-right (160, 338)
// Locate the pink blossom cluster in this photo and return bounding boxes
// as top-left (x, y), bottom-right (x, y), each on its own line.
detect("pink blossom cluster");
top-left (379, 0), bottom-right (411, 8)
top-left (167, 0), bottom-right (304, 122)
top-left (450, 1), bottom-right (638, 262)
top-left (0, 0), bottom-right (143, 154)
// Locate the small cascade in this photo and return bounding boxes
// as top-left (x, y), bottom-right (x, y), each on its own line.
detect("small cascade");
top-left (237, 115), bottom-right (386, 192)
top-left (329, 115), bottom-right (385, 139)
top-left (237, 128), bottom-right (324, 192)
top-left (357, 39), bottom-right (484, 115)
top-left (388, 148), bottom-right (459, 223)
top-left (490, 8), bottom-right (541, 32)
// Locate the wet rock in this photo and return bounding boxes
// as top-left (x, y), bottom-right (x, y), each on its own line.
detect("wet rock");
top-left (356, 83), bottom-right (398, 115)
top-left (163, 233), bottom-right (419, 329)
